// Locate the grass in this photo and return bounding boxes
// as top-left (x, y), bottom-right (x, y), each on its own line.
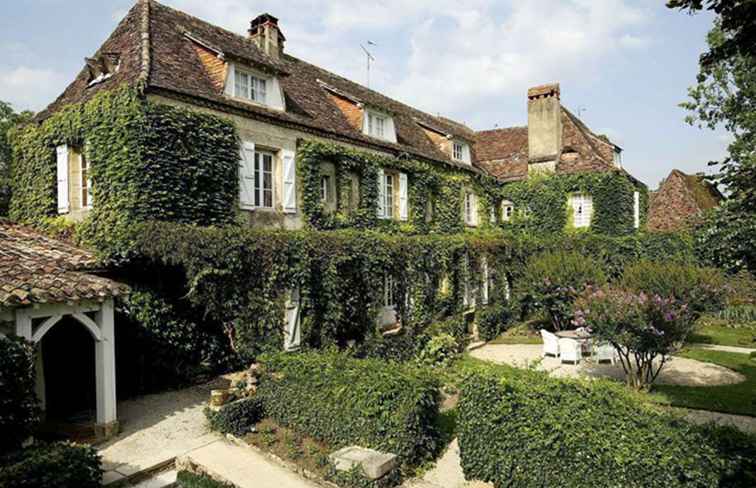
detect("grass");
top-left (176, 471), bottom-right (235, 488)
top-left (688, 323), bottom-right (756, 349)
top-left (488, 320), bottom-right (544, 345)
top-left (651, 348), bottom-right (756, 417)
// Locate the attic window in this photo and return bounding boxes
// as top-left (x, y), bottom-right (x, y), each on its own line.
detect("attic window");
top-left (234, 69), bottom-right (267, 104)
top-left (86, 54), bottom-right (120, 87)
top-left (613, 148), bottom-right (623, 168)
top-left (452, 140), bottom-right (471, 164)
top-left (363, 109), bottom-right (397, 143)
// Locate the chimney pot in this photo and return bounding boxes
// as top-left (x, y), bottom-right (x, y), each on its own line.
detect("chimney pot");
top-left (249, 13), bottom-right (285, 59)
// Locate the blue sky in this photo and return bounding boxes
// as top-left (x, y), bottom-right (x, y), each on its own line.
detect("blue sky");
top-left (0, 0), bottom-right (727, 188)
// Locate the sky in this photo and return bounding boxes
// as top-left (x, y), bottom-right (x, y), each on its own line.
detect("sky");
top-left (0, 0), bottom-right (730, 188)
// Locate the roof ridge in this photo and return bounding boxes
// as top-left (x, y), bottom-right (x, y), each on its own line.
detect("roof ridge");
top-left (138, 0), bottom-right (151, 85)
top-left (476, 126), bottom-right (527, 135)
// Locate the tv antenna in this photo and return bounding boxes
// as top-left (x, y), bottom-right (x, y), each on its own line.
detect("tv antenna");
top-left (577, 106), bottom-right (588, 119)
top-left (360, 41), bottom-right (376, 88)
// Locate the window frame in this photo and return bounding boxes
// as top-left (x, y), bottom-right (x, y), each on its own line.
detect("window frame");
top-left (570, 194), bottom-right (593, 228)
top-left (320, 175), bottom-right (330, 203)
top-left (501, 200), bottom-right (514, 222)
top-left (465, 192), bottom-right (478, 226)
top-left (368, 111), bottom-right (386, 139)
top-left (253, 150), bottom-right (275, 209)
top-left (234, 67), bottom-right (268, 105)
top-left (80, 150), bottom-right (92, 209)
top-left (384, 172), bottom-right (394, 218)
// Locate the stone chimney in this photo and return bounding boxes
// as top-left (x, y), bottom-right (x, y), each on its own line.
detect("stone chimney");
top-left (249, 13), bottom-right (285, 59)
top-left (527, 83), bottom-right (562, 174)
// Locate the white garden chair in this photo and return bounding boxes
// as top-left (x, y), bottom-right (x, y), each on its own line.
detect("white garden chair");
top-left (593, 342), bottom-right (617, 365)
top-left (558, 338), bottom-right (582, 364)
top-left (540, 329), bottom-right (560, 358)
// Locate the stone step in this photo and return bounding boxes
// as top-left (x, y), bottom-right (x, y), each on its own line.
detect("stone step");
top-left (131, 469), bottom-right (178, 488)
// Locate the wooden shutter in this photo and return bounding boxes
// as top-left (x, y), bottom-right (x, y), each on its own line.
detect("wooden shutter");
top-left (377, 168), bottom-right (385, 218)
top-left (399, 172), bottom-right (408, 221)
top-left (239, 141), bottom-right (256, 209)
top-left (282, 149), bottom-right (297, 213)
top-left (56, 145), bottom-right (69, 214)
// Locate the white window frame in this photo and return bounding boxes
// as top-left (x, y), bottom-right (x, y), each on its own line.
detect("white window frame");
top-left (384, 173), bottom-right (394, 218)
top-left (633, 191), bottom-right (640, 229)
top-left (570, 194), bottom-right (593, 228)
top-left (453, 142), bottom-right (464, 161)
top-left (501, 200), bottom-right (514, 222)
top-left (320, 175), bottom-right (330, 203)
top-left (465, 192), bottom-right (478, 227)
top-left (80, 151), bottom-right (92, 209)
top-left (234, 68), bottom-right (268, 104)
top-left (253, 150), bottom-right (275, 209)
top-left (368, 112), bottom-right (386, 139)
top-left (384, 275), bottom-right (396, 308)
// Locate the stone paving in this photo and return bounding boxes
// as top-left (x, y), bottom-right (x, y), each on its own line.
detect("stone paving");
top-left (469, 344), bottom-right (745, 386)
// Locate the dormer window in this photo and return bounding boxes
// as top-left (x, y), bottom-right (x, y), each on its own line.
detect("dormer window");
top-left (234, 69), bottom-right (267, 104)
top-left (363, 109), bottom-right (397, 143)
top-left (452, 140), bottom-right (471, 164)
top-left (613, 147), bottom-right (623, 168)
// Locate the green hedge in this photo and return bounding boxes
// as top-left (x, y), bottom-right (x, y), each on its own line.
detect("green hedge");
top-left (0, 442), bottom-right (102, 488)
top-left (176, 470), bottom-right (235, 488)
top-left (458, 371), bottom-right (727, 487)
top-left (206, 397), bottom-right (264, 437)
top-left (0, 336), bottom-right (39, 455)
top-left (257, 352), bottom-right (440, 465)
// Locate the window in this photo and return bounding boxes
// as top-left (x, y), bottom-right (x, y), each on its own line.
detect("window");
top-left (570, 194), bottom-right (593, 228)
top-left (234, 69), bottom-right (267, 104)
top-left (452, 141), bottom-right (471, 164)
top-left (320, 175), bottom-right (330, 203)
top-left (384, 275), bottom-right (395, 308)
top-left (384, 173), bottom-right (394, 217)
top-left (81, 151), bottom-right (92, 209)
top-left (465, 193), bottom-right (478, 226)
top-left (633, 191), bottom-right (640, 229)
top-left (613, 148), bottom-right (623, 168)
top-left (254, 151), bottom-right (274, 208)
top-left (489, 206), bottom-right (496, 224)
top-left (368, 112), bottom-right (386, 139)
top-left (501, 200), bottom-right (514, 222)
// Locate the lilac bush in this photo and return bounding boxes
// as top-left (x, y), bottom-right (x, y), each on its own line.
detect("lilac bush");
top-left (574, 287), bottom-right (694, 390)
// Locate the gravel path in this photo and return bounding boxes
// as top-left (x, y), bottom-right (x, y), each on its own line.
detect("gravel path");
top-left (693, 344), bottom-right (756, 354)
top-left (470, 344), bottom-right (745, 386)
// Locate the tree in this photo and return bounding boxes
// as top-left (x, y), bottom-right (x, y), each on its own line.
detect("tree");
top-left (668, 2), bottom-right (756, 272)
top-left (0, 101), bottom-right (34, 216)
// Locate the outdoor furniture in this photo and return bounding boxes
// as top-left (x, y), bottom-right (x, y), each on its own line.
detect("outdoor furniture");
top-left (541, 329), bottom-right (560, 357)
top-left (555, 329), bottom-right (592, 356)
top-left (594, 342), bottom-right (617, 364)
top-left (558, 338), bottom-right (582, 364)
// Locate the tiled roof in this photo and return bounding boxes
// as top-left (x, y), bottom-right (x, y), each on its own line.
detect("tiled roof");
top-left (647, 169), bottom-right (723, 232)
top-left (0, 222), bottom-right (125, 309)
top-left (39, 0), bottom-right (482, 174)
top-left (474, 107), bottom-right (627, 182)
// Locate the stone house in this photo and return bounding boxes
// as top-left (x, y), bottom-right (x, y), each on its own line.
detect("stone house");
top-left (648, 169), bottom-right (723, 232)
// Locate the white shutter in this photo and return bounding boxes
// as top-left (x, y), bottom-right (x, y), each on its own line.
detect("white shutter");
top-left (282, 149), bottom-right (297, 213)
top-left (377, 168), bottom-right (385, 218)
top-left (284, 288), bottom-right (301, 351)
top-left (633, 191), bottom-right (640, 229)
top-left (481, 257), bottom-right (489, 305)
top-left (463, 143), bottom-right (471, 164)
top-left (225, 63), bottom-right (236, 96)
top-left (385, 116), bottom-right (397, 143)
top-left (399, 172), bottom-right (408, 221)
top-left (584, 195), bottom-right (594, 227)
top-left (239, 141), bottom-right (256, 209)
top-left (56, 145), bottom-right (69, 214)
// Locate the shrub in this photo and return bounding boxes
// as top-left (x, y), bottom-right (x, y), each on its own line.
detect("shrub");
top-left (697, 424), bottom-right (756, 488)
top-left (621, 261), bottom-right (728, 317)
top-left (415, 334), bottom-right (459, 368)
top-left (426, 314), bottom-right (469, 346)
top-left (176, 470), bottom-right (236, 488)
top-left (355, 331), bottom-right (428, 363)
top-left (0, 442), bottom-right (102, 488)
top-left (257, 352), bottom-right (440, 465)
top-left (574, 287), bottom-right (694, 390)
top-left (520, 252), bottom-right (606, 330)
top-left (458, 371), bottom-right (725, 488)
top-left (0, 336), bottom-right (40, 455)
top-left (476, 303), bottom-right (513, 341)
top-left (205, 397), bottom-right (264, 436)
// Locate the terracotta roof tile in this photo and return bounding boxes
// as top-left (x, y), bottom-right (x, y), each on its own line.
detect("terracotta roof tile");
top-left (0, 222), bottom-right (125, 309)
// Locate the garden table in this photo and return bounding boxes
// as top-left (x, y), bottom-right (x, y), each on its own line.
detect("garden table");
top-left (555, 330), bottom-right (593, 357)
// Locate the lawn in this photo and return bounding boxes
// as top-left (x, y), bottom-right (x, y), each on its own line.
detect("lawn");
top-left (651, 348), bottom-right (756, 417)
top-left (488, 320), bottom-right (544, 345)
top-left (688, 323), bottom-right (756, 348)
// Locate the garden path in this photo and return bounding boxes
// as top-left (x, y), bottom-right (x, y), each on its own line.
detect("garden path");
top-left (403, 439), bottom-right (492, 488)
top-left (470, 344), bottom-right (745, 386)
top-left (98, 376), bottom-right (235, 485)
top-left (695, 344), bottom-right (756, 354)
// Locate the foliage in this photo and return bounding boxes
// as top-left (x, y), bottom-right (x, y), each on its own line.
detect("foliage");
top-left (355, 331), bottom-right (429, 363)
top-left (520, 251), bottom-right (606, 330)
top-left (695, 204), bottom-right (756, 274)
top-left (458, 370), bottom-right (726, 488)
top-left (415, 334), bottom-right (459, 368)
top-left (205, 397), bottom-right (265, 436)
top-left (257, 352), bottom-right (440, 466)
top-left (176, 470), bottom-right (236, 488)
top-left (0, 100), bottom-right (33, 215)
top-left (327, 465), bottom-right (401, 488)
top-left (499, 171), bottom-right (646, 236)
top-left (574, 287), bottom-right (694, 389)
top-left (620, 260), bottom-right (728, 317)
top-left (0, 336), bottom-right (40, 455)
top-left (0, 442), bottom-right (102, 488)
top-left (476, 303), bottom-right (513, 341)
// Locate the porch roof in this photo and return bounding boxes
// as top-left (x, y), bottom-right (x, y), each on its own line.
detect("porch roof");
top-left (0, 221), bottom-right (125, 309)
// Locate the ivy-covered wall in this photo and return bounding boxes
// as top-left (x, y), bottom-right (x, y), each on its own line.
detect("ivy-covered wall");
top-left (497, 171), bottom-right (648, 236)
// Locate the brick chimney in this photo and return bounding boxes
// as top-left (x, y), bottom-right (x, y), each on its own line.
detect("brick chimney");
top-left (249, 13), bottom-right (285, 59)
top-left (527, 83), bottom-right (562, 174)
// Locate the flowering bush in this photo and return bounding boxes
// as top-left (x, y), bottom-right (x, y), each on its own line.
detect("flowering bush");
top-left (521, 252), bottom-right (606, 331)
top-left (574, 287), bottom-right (694, 390)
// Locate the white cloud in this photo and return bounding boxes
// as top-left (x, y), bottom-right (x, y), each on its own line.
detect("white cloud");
top-left (0, 66), bottom-right (67, 112)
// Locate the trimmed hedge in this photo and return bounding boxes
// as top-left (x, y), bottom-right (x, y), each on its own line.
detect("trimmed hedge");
top-left (0, 336), bottom-right (39, 455)
top-left (458, 371), bottom-right (726, 487)
top-left (206, 397), bottom-right (264, 436)
top-left (257, 352), bottom-right (440, 465)
top-left (0, 442), bottom-right (102, 488)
